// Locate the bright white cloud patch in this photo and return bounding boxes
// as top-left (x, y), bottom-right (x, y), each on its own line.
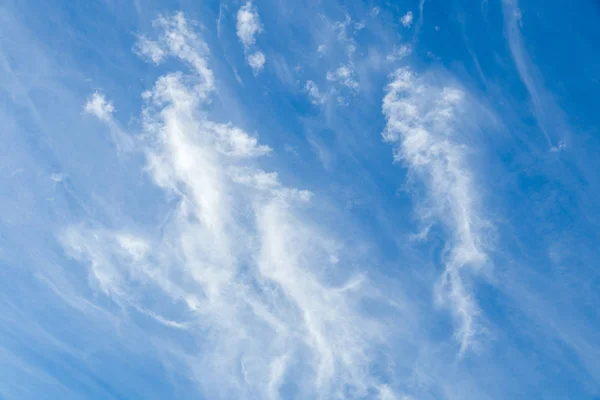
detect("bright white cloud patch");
top-left (135, 12), bottom-right (214, 94)
top-left (83, 92), bottom-right (114, 122)
top-left (67, 13), bottom-right (401, 400)
top-left (247, 51), bottom-right (266, 74)
top-left (236, 2), bottom-right (267, 74)
top-left (236, 1), bottom-right (262, 47)
top-left (4, 0), bottom-right (600, 399)
top-left (382, 67), bottom-right (491, 353)
top-left (400, 11), bottom-right (414, 28)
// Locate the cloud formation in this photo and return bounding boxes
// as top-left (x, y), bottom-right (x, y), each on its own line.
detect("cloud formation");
top-left (237, 2), bottom-right (266, 74)
top-left (326, 64), bottom-right (359, 92)
top-left (247, 50), bottom-right (266, 75)
top-left (502, 0), bottom-right (565, 149)
top-left (400, 12), bottom-right (414, 28)
top-left (67, 13), bottom-right (402, 400)
top-left (83, 92), bottom-right (133, 151)
top-left (83, 92), bottom-right (114, 122)
top-left (237, 1), bottom-right (263, 47)
top-left (4, 0), bottom-right (600, 398)
top-left (305, 80), bottom-right (327, 105)
top-left (382, 67), bottom-right (491, 353)
top-left (387, 44), bottom-right (412, 62)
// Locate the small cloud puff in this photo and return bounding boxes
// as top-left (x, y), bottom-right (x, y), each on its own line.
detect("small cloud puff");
top-left (50, 173), bottom-right (66, 183)
top-left (83, 91), bottom-right (133, 151)
top-left (247, 51), bottom-right (266, 74)
top-left (305, 80), bottom-right (327, 105)
top-left (550, 141), bottom-right (566, 152)
top-left (83, 92), bottom-right (114, 122)
top-left (134, 37), bottom-right (166, 64)
top-left (387, 44), bottom-right (412, 61)
top-left (326, 64), bottom-right (359, 91)
top-left (207, 121), bottom-right (272, 157)
top-left (354, 21), bottom-right (366, 31)
top-left (237, 1), bottom-right (262, 47)
top-left (400, 11), bottom-right (413, 28)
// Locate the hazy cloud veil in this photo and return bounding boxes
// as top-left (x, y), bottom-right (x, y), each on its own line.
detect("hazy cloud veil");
top-left (2, 1), bottom-right (600, 399)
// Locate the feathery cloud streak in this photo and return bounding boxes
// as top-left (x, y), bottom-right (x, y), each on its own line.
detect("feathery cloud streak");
top-left (66, 13), bottom-right (400, 400)
top-left (502, 0), bottom-right (564, 149)
top-left (382, 67), bottom-right (491, 353)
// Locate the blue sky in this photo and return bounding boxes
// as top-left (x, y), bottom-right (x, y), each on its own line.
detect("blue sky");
top-left (1, 0), bottom-right (600, 398)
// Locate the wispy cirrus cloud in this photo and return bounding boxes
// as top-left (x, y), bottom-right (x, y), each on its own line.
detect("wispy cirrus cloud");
top-left (65, 13), bottom-right (405, 399)
top-left (326, 64), bottom-right (359, 92)
top-left (135, 12), bottom-right (214, 92)
top-left (387, 44), bottom-right (412, 62)
top-left (305, 80), bottom-right (327, 105)
top-left (5, 0), bottom-right (600, 398)
top-left (502, 0), bottom-right (567, 150)
top-left (382, 67), bottom-right (492, 353)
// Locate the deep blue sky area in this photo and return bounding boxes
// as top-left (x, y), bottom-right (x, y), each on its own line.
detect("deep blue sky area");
top-left (1, 0), bottom-right (600, 399)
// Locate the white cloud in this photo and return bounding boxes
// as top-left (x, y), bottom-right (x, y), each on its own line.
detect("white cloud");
top-left (135, 12), bottom-right (214, 95)
top-left (334, 14), bottom-right (357, 57)
top-left (247, 51), bottom-right (266, 75)
top-left (50, 173), bottom-right (65, 183)
top-left (382, 67), bottom-right (491, 353)
top-left (83, 92), bottom-right (133, 151)
top-left (387, 44), bottom-right (412, 61)
top-left (326, 64), bottom-right (359, 91)
top-left (354, 21), bottom-right (366, 31)
top-left (304, 14), bottom-right (365, 105)
top-left (514, 7), bottom-right (523, 26)
top-left (133, 36), bottom-right (165, 64)
top-left (207, 120), bottom-right (271, 158)
top-left (236, 1), bottom-right (263, 48)
top-left (550, 140), bottom-right (566, 152)
top-left (426, 51), bottom-right (441, 61)
top-left (305, 80), bottom-right (327, 105)
top-left (83, 92), bottom-right (114, 122)
top-left (400, 11), bottom-right (414, 28)
top-left (502, 0), bottom-right (562, 149)
top-left (334, 14), bottom-right (352, 42)
top-left (67, 13), bottom-right (398, 399)
top-left (378, 385), bottom-right (397, 400)
top-left (236, 2), bottom-right (267, 75)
